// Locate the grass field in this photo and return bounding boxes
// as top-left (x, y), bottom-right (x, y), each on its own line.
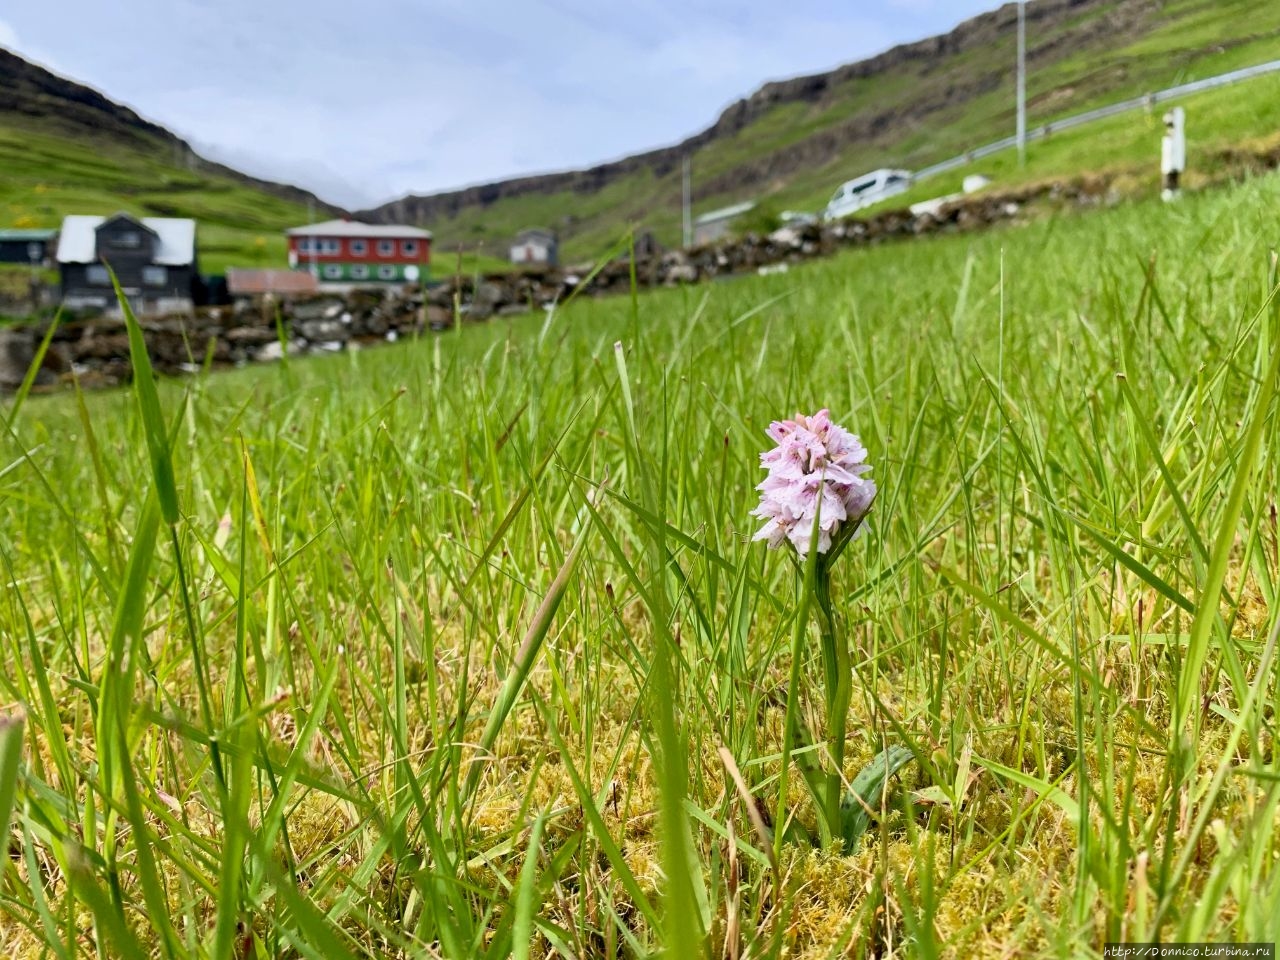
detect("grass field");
top-left (1, 168), bottom-right (1279, 958)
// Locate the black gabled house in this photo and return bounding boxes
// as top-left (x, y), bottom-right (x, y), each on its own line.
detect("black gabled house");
top-left (57, 212), bottom-right (198, 316)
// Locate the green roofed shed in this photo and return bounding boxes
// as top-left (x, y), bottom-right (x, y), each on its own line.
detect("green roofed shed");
top-left (0, 228), bottom-right (57, 265)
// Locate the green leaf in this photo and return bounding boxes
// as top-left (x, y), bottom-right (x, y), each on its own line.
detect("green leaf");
top-left (841, 745), bottom-right (916, 849)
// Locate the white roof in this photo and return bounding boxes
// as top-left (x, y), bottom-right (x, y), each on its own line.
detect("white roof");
top-left (287, 219), bottom-right (432, 239)
top-left (838, 168), bottom-right (913, 187)
top-left (694, 201), bottom-right (756, 225)
top-left (56, 214), bottom-right (197, 266)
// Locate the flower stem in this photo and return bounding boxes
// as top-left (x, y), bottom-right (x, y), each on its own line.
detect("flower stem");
top-left (815, 561), bottom-right (851, 843)
top-left (779, 529), bottom-right (833, 852)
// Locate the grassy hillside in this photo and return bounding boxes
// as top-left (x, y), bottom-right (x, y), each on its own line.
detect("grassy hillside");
top-left (0, 112), bottom-right (516, 277)
top-left (399, 0), bottom-right (1280, 262)
top-left (854, 69), bottom-right (1280, 217)
top-left (2, 164), bottom-right (1280, 957)
top-left (0, 117), bottom-right (319, 274)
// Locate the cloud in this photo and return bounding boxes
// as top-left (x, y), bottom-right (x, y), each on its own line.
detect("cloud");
top-left (0, 0), bottom-right (1001, 203)
top-left (191, 137), bottom-right (376, 210)
top-left (0, 18), bottom-right (20, 50)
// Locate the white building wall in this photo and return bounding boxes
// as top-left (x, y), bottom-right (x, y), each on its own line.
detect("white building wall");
top-left (510, 240), bottom-right (553, 264)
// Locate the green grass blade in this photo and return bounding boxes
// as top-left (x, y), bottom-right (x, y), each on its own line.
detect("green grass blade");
top-left (511, 812), bottom-right (546, 960)
top-left (1175, 283), bottom-right (1280, 735)
top-left (534, 691), bottom-right (660, 931)
top-left (66, 845), bottom-right (153, 959)
top-left (3, 310), bottom-right (61, 432)
top-left (463, 487), bottom-right (596, 800)
top-left (0, 710), bottom-right (24, 843)
top-left (975, 754), bottom-right (1082, 829)
top-left (110, 266), bottom-right (180, 525)
top-left (211, 719), bottom-right (256, 960)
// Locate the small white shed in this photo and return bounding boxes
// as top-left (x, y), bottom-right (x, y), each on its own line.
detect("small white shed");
top-left (510, 228), bottom-right (558, 267)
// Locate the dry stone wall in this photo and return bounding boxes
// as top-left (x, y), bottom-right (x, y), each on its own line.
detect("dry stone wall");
top-left (0, 170), bottom-right (1194, 393)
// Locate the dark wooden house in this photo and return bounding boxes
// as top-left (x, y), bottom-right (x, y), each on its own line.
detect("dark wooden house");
top-left (56, 213), bottom-right (198, 315)
top-left (0, 228), bottom-right (56, 265)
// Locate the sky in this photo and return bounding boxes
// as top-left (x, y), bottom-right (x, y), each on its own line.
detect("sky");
top-left (0, 1), bottom-right (998, 208)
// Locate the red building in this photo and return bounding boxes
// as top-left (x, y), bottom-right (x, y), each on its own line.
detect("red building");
top-left (285, 219), bottom-right (432, 288)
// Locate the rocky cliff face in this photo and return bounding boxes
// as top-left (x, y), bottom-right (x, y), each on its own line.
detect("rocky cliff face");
top-left (361, 0), bottom-right (1155, 227)
top-left (0, 48), bottom-right (345, 215)
top-left (2, 48), bottom-right (169, 146)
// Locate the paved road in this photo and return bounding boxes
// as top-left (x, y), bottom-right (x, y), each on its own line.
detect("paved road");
top-left (913, 58), bottom-right (1280, 183)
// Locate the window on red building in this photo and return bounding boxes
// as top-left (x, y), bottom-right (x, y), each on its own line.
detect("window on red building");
top-left (298, 238), bottom-right (341, 255)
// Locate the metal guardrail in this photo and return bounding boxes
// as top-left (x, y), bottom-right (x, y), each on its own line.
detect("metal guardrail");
top-left (912, 58), bottom-right (1280, 183)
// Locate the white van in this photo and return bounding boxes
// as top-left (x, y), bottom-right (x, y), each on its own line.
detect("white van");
top-left (823, 169), bottom-right (913, 221)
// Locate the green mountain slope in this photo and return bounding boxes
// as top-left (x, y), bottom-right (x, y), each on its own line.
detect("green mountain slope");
top-left (365, 0), bottom-right (1280, 262)
top-left (0, 48), bottom-right (342, 274)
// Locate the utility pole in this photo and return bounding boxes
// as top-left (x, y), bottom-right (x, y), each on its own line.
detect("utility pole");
top-left (28, 242), bottom-right (41, 314)
top-left (308, 198), bottom-right (317, 277)
top-left (682, 154), bottom-right (692, 248)
top-left (1016, 1), bottom-right (1027, 166)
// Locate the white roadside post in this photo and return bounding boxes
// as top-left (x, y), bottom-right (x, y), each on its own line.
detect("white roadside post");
top-left (1161, 106), bottom-right (1186, 201)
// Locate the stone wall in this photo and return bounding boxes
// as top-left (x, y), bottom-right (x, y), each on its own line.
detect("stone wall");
top-left (0, 167), bottom-right (1225, 393)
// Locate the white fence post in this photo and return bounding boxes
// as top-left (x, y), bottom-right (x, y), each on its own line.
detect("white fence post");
top-left (1161, 107), bottom-right (1186, 201)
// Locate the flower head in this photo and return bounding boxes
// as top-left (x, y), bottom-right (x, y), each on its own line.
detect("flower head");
top-left (750, 409), bottom-right (875, 556)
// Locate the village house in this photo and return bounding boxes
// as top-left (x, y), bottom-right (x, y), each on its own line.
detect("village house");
top-left (56, 213), bottom-right (199, 315)
top-left (509, 228), bottom-right (558, 267)
top-left (286, 219), bottom-right (431, 290)
top-left (0, 228), bottom-right (57, 266)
